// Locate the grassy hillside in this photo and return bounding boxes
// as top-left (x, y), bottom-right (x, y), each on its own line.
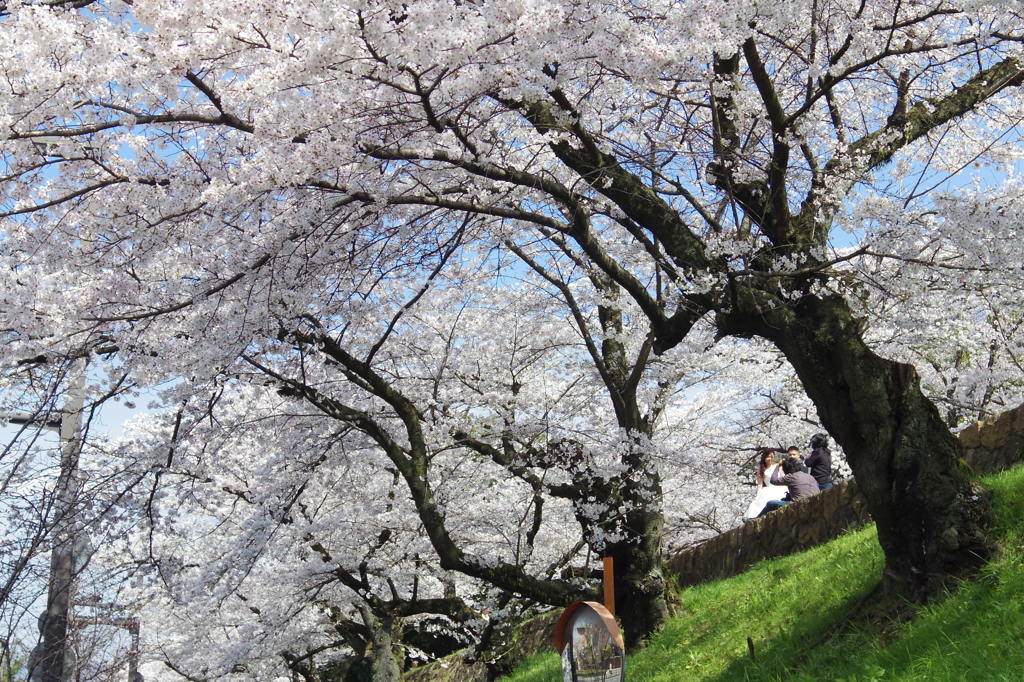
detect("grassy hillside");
top-left (505, 465), bottom-right (1024, 681)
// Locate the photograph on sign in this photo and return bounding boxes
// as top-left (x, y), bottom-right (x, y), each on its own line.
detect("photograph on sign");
top-left (554, 602), bottom-right (625, 682)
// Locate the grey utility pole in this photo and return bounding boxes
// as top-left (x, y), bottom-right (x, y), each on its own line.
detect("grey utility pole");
top-left (7, 360), bottom-right (87, 682)
top-left (41, 359), bottom-right (86, 682)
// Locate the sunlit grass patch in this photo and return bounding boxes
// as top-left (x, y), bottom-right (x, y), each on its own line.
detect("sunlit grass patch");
top-left (503, 464), bottom-right (1024, 681)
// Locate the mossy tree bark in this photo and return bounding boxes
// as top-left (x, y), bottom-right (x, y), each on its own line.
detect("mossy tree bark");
top-left (357, 606), bottom-right (403, 682)
top-left (605, 504), bottom-right (669, 649)
top-left (719, 292), bottom-right (992, 597)
top-left (588, 280), bottom-right (671, 648)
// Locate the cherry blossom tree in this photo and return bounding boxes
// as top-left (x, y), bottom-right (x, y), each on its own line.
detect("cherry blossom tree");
top-left (84, 300), bottom-right (837, 681)
top-left (852, 182), bottom-right (1024, 428)
top-left (4, 0), bottom-right (1024, 655)
top-left (90, 265), bottom-right (760, 679)
top-left (106, 394), bottom-right (488, 682)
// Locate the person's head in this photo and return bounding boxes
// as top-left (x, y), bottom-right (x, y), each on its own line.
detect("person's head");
top-left (787, 446), bottom-right (800, 458)
top-left (782, 457), bottom-right (802, 475)
top-left (810, 432), bottom-right (829, 449)
top-left (759, 448), bottom-right (776, 468)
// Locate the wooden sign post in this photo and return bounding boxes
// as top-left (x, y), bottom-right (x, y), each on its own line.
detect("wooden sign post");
top-left (603, 557), bottom-right (615, 616)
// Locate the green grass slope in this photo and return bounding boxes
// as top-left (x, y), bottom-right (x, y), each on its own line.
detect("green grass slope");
top-left (505, 465), bottom-right (1024, 682)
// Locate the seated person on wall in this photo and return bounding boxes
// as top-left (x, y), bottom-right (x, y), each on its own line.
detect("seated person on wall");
top-left (805, 433), bottom-right (834, 491)
top-left (744, 448), bottom-right (789, 521)
top-left (757, 456), bottom-right (820, 516)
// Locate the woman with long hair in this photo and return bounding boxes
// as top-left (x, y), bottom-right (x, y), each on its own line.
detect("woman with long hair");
top-left (744, 448), bottom-right (789, 520)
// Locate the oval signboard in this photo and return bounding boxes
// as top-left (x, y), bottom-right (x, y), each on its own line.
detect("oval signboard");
top-left (553, 601), bottom-right (625, 682)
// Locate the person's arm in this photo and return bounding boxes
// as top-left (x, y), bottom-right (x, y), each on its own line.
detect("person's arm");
top-left (770, 467), bottom-right (787, 486)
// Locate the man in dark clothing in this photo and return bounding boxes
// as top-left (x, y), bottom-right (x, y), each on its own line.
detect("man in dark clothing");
top-left (805, 433), bottom-right (834, 491)
top-left (758, 457), bottom-right (820, 516)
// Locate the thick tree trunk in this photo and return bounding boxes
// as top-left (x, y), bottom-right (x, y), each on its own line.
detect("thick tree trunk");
top-left (606, 504), bottom-right (669, 650)
top-left (358, 606), bottom-right (403, 682)
top-left (593, 306), bottom-right (671, 648)
top-left (599, 423), bottom-right (669, 649)
top-left (720, 293), bottom-right (992, 598)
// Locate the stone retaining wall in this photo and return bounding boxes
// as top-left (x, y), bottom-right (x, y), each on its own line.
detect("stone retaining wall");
top-left (665, 477), bottom-right (871, 589)
top-left (960, 402), bottom-right (1024, 474)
